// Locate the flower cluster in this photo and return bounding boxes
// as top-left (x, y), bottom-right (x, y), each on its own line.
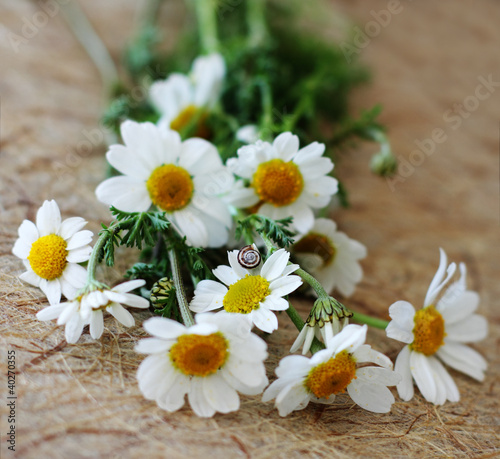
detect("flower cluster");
top-left (11, 39), bottom-right (488, 423)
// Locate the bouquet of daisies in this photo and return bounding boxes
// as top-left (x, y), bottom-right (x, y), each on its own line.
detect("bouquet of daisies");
top-left (12, 0), bottom-right (487, 418)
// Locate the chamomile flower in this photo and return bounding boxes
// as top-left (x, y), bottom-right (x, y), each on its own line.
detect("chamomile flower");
top-left (149, 53), bottom-right (225, 137)
top-left (263, 324), bottom-right (400, 415)
top-left (36, 280), bottom-right (149, 344)
top-left (292, 218), bottom-right (367, 297)
top-left (386, 249), bottom-right (488, 405)
top-left (12, 200), bottom-right (92, 305)
top-left (136, 313), bottom-right (268, 418)
top-left (190, 248), bottom-right (302, 333)
top-left (226, 133), bottom-right (338, 233)
top-left (95, 121), bottom-right (234, 248)
top-left (290, 297), bottom-right (351, 355)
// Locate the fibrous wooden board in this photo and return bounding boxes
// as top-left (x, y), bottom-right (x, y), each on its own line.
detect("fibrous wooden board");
top-left (0, 1), bottom-right (499, 457)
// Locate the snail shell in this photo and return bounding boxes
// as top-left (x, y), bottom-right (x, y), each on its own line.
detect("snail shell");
top-left (237, 245), bottom-right (261, 268)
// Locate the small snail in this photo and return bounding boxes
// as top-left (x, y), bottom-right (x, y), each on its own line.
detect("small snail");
top-left (150, 277), bottom-right (175, 307)
top-left (237, 245), bottom-right (261, 269)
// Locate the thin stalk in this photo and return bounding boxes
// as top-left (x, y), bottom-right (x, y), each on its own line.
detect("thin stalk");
top-left (247, 0), bottom-right (268, 48)
top-left (86, 222), bottom-right (120, 286)
top-left (60, 2), bottom-right (118, 94)
top-left (351, 312), bottom-right (389, 330)
top-left (258, 78), bottom-right (274, 141)
top-left (193, 0), bottom-right (219, 53)
top-left (168, 248), bottom-right (195, 327)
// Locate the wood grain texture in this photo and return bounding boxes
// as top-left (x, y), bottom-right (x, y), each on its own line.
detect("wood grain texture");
top-left (0, 1), bottom-right (498, 457)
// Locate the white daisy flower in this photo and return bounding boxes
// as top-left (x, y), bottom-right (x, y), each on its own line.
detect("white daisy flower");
top-left (36, 280), bottom-right (149, 344)
top-left (136, 313), bottom-right (268, 418)
top-left (226, 132), bottom-right (338, 233)
top-left (95, 120), bottom-right (234, 248)
top-left (236, 124), bottom-right (259, 144)
top-left (149, 53), bottom-right (225, 136)
top-left (12, 200), bottom-right (92, 305)
top-left (292, 218), bottom-right (367, 297)
top-left (386, 249), bottom-right (488, 405)
top-left (263, 324), bottom-right (400, 415)
top-left (190, 248), bottom-right (302, 333)
top-left (290, 297), bottom-right (351, 355)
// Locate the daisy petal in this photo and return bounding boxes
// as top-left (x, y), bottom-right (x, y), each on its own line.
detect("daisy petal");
top-left (269, 275), bottom-right (302, 297)
top-left (437, 343), bottom-right (487, 381)
top-left (59, 217), bottom-right (87, 239)
top-left (40, 278), bottom-right (62, 305)
top-left (107, 304), bottom-right (135, 327)
top-left (143, 317), bottom-right (186, 340)
top-left (275, 382), bottom-right (310, 417)
top-left (388, 301), bottom-right (415, 333)
top-left (251, 308), bottom-right (278, 333)
top-left (347, 378), bottom-right (395, 413)
top-left (66, 246), bottom-right (92, 263)
top-left (427, 356), bottom-right (459, 404)
top-left (96, 176), bottom-right (151, 212)
top-left (327, 324), bottom-right (367, 355)
top-left (36, 303), bottom-right (66, 321)
top-left (352, 344), bottom-right (393, 368)
top-left (66, 230), bottom-right (93, 251)
top-left (445, 314), bottom-right (488, 342)
top-left (409, 351), bottom-right (437, 404)
top-left (203, 374), bottom-right (240, 414)
top-left (12, 238), bottom-right (32, 259)
top-left (36, 200), bottom-right (61, 237)
top-left (65, 314), bottom-right (85, 344)
top-left (17, 219), bottom-right (39, 244)
top-left (188, 378), bottom-right (216, 418)
top-left (213, 266), bottom-right (240, 287)
top-left (394, 345), bottom-right (414, 401)
top-left (89, 310), bottom-right (104, 339)
top-left (19, 270), bottom-right (41, 287)
top-left (261, 249), bottom-right (289, 282)
top-left (172, 209), bottom-right (208, 248)
top-left (111, 279), bottom-right (146, 293)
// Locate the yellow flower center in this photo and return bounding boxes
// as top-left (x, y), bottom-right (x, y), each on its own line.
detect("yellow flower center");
top-left (305, 350), bottom-right (357, 399)
top-left (411, 305), bottom-right (446, 356)
top-left (223, 275), bottom-right (270, 314)
top-left (293, 233), bottom-right (337, 265)
top-left (170, 104), bottom-right (210, 139)
top-left (27, 234), bottom-right (68, 280)
top-left (253, 159), bottom-right (304, 207)
top-left (170, 333), bottom-right (228, 377)
top-left (146, 164), bottom-right (194, 212)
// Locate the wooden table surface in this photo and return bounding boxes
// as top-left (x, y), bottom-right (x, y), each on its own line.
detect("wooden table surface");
top-left (1, 1), bottom-right (499, 457)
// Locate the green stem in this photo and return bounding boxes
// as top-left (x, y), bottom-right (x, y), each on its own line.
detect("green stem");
top-left (258, 78), bottom-right (274, 141)
top-left (168, 248), bottom-right (195, 327)
top-left (351, 312), bottom-right (389, 330)
top-left (193, 0), bottom-right (219, 53)
top-left (86, 222), bottom-right (121, 286)
top-left (247, 0), bottom-right (268, 48)
top-left (295, 268), bottom-right (330, 300)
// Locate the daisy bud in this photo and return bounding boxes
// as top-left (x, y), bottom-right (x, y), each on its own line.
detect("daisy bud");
top-left (370, 148), bottom-right (398, 177)
top-left (291, 297), bottom-right (352, 355)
